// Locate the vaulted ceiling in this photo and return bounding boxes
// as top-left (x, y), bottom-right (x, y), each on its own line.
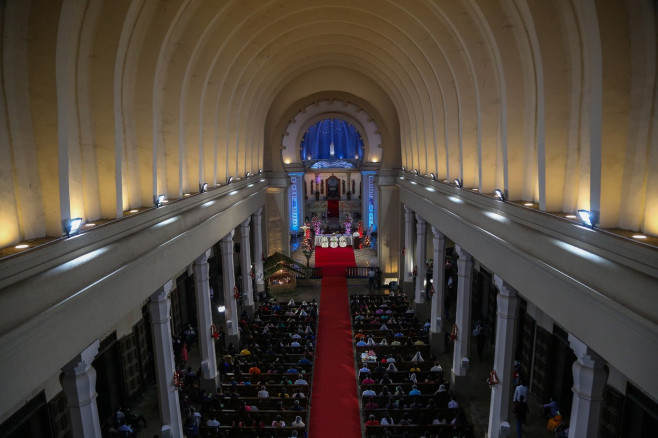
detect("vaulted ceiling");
top-left (1, 0), bottom-right (656, 248)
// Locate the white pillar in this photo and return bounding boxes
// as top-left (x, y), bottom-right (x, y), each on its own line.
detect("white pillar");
top-left (149, 280), bottom-right (183, 437)
top-left (403, 205), bottom-right (414, 284)
top-left (240, 217), bottom-right (255, 309)
top-left (451, 245), bottom-right (473, 394)
top-left (253, 208), bottom-right (265, 293)
top-left (487, 276), bottom-right (518, 438)
top-left (220, 230), bottom-right (240, 345)
top-left (415, 214), bottom-right (427, 304)
top-left (60, 340), bottom-right (101, 438)
top-left (193, 250), bottom-right (219, 392)
top-left (567, 335), bottom-right (607, 438)
top-left (430, 226), bottom-right (446, 354)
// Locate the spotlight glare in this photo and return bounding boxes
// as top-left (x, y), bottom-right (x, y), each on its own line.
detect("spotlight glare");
top-left (577, 209), bottom-right (594, 227)
top-left (524, 203), bottom-right (533, 206)
top-left (217, 305), bottom-right (226, 313)
top-left (632, 234), bottom-right (647, 239)
top-left (454, 179), bottom-right (463, 188)
top-left (410, 181), bottom-right (417, 185)
top-left (129, 209), bottom-right (139, 213)
top-left (229, 190), bottom-right (239, 196)
top-left (15, 244), bottom-right (29, 249)
top-left (64, 217), bottom-right (83, 237)
top-left (200, 183), bottom-right (208, 193)
top-left (566, 214), bottom-right (577, 219)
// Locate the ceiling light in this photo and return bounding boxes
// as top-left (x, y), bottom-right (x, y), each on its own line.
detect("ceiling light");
top-left (494, 189), bottom-right (506, 202)
top-left (154, 194), bottom-right (165, 207)
top-left (454, 179), bottom-right (463, 188)
top-left (15, 244), bottom-right (29, 249)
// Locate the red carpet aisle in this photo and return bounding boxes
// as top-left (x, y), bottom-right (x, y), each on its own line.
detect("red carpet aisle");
top-left (309, 247), bottom-right (360, 438)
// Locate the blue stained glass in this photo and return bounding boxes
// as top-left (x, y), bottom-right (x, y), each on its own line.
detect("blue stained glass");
top-left (300, 118), bottom-right (364, 161)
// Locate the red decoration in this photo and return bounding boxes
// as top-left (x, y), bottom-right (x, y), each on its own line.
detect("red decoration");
top-left (173, 372), bottom-right (183, 390)
top-left (234, 286), bottom-right (240, 300)
top-left (450, 324), bottom-right (458, 341)
top-left (487, 370), bottom-right (499, 388)
top-left (210, 323), bottom-right (219, 340)
top-left (401, 247), bottom-right (406, 256)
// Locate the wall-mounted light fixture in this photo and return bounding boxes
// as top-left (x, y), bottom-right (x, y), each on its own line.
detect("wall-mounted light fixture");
top-left (63, 218), bottom-right (83, 237)
top-left (227, 176), bottom-right (234, 184)
top-left (454, 179), bottom-right (463, 188)
top-left (494, 189), bottom-right (506, 202)
top-left (429, 173), bottom-right (437, 181)
top-left (577, 209), bottom-right (597, 228)
top-left (154, 194), bottom-right (166, 207)
top-left (200, 183), bottom-right (208, 193)
top-left (401, 166), bottom-right (406, 172)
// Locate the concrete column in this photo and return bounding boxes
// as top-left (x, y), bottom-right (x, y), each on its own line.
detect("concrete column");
top-left (193, 250), bottom-right (219, 393)
top-left (253, 208), bottom-right (265, 293)
top-left (430, 226), bottom-right (446, 354)
top-left (451, 245), bottom-right (473, 395)
top-left (149, 280), bottom-right (183, 438)
top-left (220, 230), bottom-right (240, 347)
top-left (487, 276), bottom-right (518, 438)
top-left (403, 205), bottom-right (414, 287)
top-left (567, 335), bottom-right (607, 438)
top-left (240, 216), bottom-right (255, 312)
top-left (414, 214), bottom-right (427, 306)
top-left (60, 340), bottom-right (101, 438)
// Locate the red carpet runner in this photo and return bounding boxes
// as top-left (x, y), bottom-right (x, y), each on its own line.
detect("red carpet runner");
top-left (309, 247), bottom-right (360, 438)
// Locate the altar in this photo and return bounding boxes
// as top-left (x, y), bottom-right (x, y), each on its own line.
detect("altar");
top-left (315, 234), bottom-right (353, 248)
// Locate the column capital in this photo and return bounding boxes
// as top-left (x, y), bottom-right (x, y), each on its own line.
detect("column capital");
top-left (493, 275), bottom-right (516, 297)
top-left (151, 280), bottom-right (174, 302)
top-left (62, 340), bottom-right (100, 375)
top-left (569, 334), bottom-right (605, 367)
top-left (456, 245), bottom-right (471, 261)
top-left (195, 249), bottom-right (212, 266)
top-left (404, 205), bottom-right (413, 217)
top-left (415, 214), bottom-right (425, 226)
top-left (221, 229), bottom-right (235, 242)
top-left (241, 216), bottom-right (251, 228)
top-left (431, 226), bottom-right (444, 238)
top-left (253, 207), bottom-right (263, 217)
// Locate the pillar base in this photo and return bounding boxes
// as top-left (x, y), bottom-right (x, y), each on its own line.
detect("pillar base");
top-left (200, 375), bottom-right (220, 394)
top-left (450, 370), bottom-right (470, 398)
top-left (403, 281), bottom-right (415, 300)
top-left (242, 303), bottom-right (255, 319)
top-left (225, 333), bottom-right (240, 350)
top-left (430, 331), bottom-right (446, 355)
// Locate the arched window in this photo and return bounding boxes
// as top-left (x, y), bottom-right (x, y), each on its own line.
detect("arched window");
top-left (300, 118), bottom-right (364, 161)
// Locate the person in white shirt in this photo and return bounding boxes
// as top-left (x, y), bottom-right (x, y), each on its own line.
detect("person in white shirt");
top-left (294, 374), bottom-right (308, 385)
top-left (258, 386), bottom-right (269, 397)
top-left (514, 381), bottom-right (528, 402)
top-left (207, 418), bottom-right (220, 428)
top-left (430, 362), bottom-right (442, 372)
top-left (448, 397), bottom-right (459, 409)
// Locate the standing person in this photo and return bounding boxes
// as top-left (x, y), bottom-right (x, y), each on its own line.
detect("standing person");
top-left (368, 268), bottom-right (375, 290)
top-left (514, 395), bottom-right (529, 438)
top-left (514, 380), bottom-right (528, 402)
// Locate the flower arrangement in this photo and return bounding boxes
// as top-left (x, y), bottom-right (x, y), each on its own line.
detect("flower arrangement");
top-left (344, 212), bottom-right (353, 234)
top-left (173, 372), bottom-right (184, 390)
top-left (210, 323), bottom-right (219, 340)
top-left (449, 324), bottom-right (458, 341)
top-left (487, 370), bottom-right (499, 388)
top-left (311, 214), bottom-right (321, 234)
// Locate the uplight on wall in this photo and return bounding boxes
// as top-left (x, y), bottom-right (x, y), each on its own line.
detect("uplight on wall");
top-left (494, 189), bottom-right (506, 202)
top-left (245, 172), bottom-right (251, 178)
top-left (401, 166), bottom-right (406, 172)
top-left (200, 182), bottom-right (208, 193)
top-left (227, 176), bottom-right (234, 184)
top-left (64, 218), bottom-right (83, 237)
top-left (154, 194), bottom-right (166, 207)
top-left (454, 179), bottom-right (463, 188)
top-left (430, 173), bottom-right (437, 181)
top-left (577, 209), bottom-right (596, 228)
